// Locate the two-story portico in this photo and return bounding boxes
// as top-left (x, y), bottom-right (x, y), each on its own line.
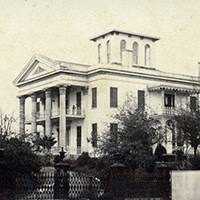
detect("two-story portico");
top-left (14, 54), bottom-right (90, 154)
top-left (14, 30), bottom-right (200, 155)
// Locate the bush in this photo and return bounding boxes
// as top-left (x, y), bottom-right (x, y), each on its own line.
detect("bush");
top-left (77, 152), bottom-right (90, 167)
top-left (189, 156), bottom-right (200, 170)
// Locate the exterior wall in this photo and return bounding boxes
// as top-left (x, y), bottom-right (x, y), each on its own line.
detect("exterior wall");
top-left (15, 32), bottom-right (200, 156)
top-left (93, 33), bottom-right (156, 67)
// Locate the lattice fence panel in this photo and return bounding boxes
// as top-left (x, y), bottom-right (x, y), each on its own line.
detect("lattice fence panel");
top-left (15, 172), bottom-right (54, 200)
top-left (69, 172), bottom-right (101, 199)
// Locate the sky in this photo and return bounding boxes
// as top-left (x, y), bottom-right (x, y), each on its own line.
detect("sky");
top-left (1, 0), bottom-right (200, 117)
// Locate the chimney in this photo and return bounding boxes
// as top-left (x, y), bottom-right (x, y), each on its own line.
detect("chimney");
top-left (122, 50), bottom-right (132, 67)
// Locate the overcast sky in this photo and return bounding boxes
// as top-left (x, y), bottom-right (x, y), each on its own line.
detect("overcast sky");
top-left (1, 0), bottom-right (200, 116)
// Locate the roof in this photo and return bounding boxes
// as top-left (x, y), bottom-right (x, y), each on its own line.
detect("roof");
top-left (90, 29), bottom-right (160, 42)
top-left (148, 85), bottom-right (200, 93)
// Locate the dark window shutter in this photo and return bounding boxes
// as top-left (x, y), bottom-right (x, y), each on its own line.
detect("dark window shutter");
top-left (92, 123), bottom-right (97, 147)
top-left (110, 87), bottom-right (118, 107)
top-left (190, 96), bottom-right (197, 111)
top-left (110, 123), bottom-right (118, 142)
top-left (77, 126), bottom-right (82, 147)
top-left (138, 90), bottom-right (145, 110)
top-left (92, 88), bottom-right (97, 108)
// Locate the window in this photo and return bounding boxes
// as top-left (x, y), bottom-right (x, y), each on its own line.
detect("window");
top-left (138, 90), bottom-right (145, 110)
top-left (164, 93), bottom-right (175, 107)
top-left (110, 87), bottom-right (118, 108)
top-left (92, 88), bottom-right (97, 108)
top-left (76, 92), bottom-right (81, 115)
top-left (120, 40), bottom-right (126, 62)
top-left (98, 44), bottom-right (101, 63)
top-left (144, 44), bottom-right (151, 66)
top-left (107, 40), bottom-right (111, 63)
top-left (110, 123), bottom-right (118, 142)
top-left (36, 102), bottom-right (40, 112)
top-left (133, 42), bottom-right (138, 64)
top-left (92, 123), bottom-right (97, 147)
top-left (190, 96), bottom-right (197, 112)
top-left (77, 126), bottom-right (82, 154)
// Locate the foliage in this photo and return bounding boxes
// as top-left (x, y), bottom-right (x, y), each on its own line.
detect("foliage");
top-left (0, 113), bottom-right (17, 141)
top-left (77, 152), bottom-right (90, 167)
top-left (0, 112), bottom-right (42, 178)
top-left (34, 134), bottom-right (57, 152)
top-left (189, 156), bottom-right (200, 170)
top-left (1, 138), bottom-right (42, 176)
top-left (154, 143), bottom-right (167, 161)
top-left (98, 99), bottom-right (163, 170)
top-left (175, 109), bottom-right (200, 156)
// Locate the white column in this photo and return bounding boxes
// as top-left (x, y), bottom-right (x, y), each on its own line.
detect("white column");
top-left (59, 86), bottom-right (66, 149)
top-left (161, 90), bottom-right (165, 114)
top-left (45, 89), bottom-right (52, 137)
top-left (31, 94), bottom-right (37, 135)
top-left (19, 96), bottom-right (26, 136)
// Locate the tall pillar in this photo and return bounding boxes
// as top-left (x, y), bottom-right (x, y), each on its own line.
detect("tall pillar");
top-left (31, 94), bottom-right (37, 135)
top-left (59, 86), bottom-right (66, 149)
top-left (19, 96), bottom-right (25, 136)
top-left (45, 89), bottom-right (52, 137)
top-left (161, 90), bottom-right (165, 114)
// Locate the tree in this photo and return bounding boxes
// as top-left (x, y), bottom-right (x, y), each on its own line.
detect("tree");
top-left (98, 99), bottom-right (162, 169)
top-left (175, 109), bottom-right (200, 157)
top-left (34, 135), bottom-right (57, 153)
top-left (0, 112), bottom-right (42, 176)
top-left (0, 113), bottom-right (17, 142)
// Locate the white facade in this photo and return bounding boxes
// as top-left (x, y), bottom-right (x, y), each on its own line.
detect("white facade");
top-left (14, 30), bottom-right (200, 156)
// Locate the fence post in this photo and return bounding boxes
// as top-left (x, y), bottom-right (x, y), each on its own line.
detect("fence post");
top-left (157, 165), bottom-right (171, 200)
top-left (54, 147), bottom-right (70, 199)
top-left (109, 162), bottom-right (126, 199)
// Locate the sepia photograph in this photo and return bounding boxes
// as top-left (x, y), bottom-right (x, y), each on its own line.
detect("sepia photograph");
top-left (0, 0), bottom-right (200, 199)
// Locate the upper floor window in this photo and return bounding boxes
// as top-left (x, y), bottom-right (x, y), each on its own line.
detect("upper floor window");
top-left (98, 44), bottom-right (101, 63)
top-left (120, 40), bottom-right (126, 62)
top-left (144, 44), bottom-right (151, 66)
top-left (92, 88), bottom-right (97, 108)
top-left (164, 93), bottom-right (175, 108)
top-left (138, 90), bottom-right (145, 111)
top-left (107, 40), bottom-right (111, 63)
top-left (190, 96), bottom-right (197, 112)
top-left (110, 87), bottom-right (118, 108)
top-left (133, 42), bottom-right (138, 65)
top-left (36, 102), bottom-right (40, 112)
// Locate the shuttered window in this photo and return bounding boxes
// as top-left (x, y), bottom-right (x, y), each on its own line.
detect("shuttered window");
top-left (110, 87), bottom-right (118, 108)
top-left (190, 96), bottom-right (197, 112)
top-left (77, 126), bottom-right (82, 147)
top-left (110, 123), bottom-right (118, 142)
top-left (138, 90), bottom-right (145, 110)
top-left (92, 123), bottom-right (97, 147)
top-left (92, 88), bottom-right (97, 108)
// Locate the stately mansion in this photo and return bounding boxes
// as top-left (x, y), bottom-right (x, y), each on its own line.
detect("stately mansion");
top-left (14, 30), bottom-right (200, 156)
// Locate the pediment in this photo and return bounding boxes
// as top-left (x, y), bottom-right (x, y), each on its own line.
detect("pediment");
top-left (14, 54), bottom-right (59, 85)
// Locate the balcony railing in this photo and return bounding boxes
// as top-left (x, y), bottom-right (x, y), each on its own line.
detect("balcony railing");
top-left (25, 107), bottom-right (85, 122)
top-left (164, 107), bottom-right (176, 115)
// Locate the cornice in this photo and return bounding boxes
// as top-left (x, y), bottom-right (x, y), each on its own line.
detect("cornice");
top-left (87, 68), bottom-right (200, 86)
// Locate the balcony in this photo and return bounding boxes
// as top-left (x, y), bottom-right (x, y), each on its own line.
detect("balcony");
top-left (164, 107), bottom-right (176, 115)
top-left (51, 107), bottom-right (85, 119)
top-left (149, 106), bottom-right (177, 118)
top-left (25, 107), bottom-right (85, 123)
